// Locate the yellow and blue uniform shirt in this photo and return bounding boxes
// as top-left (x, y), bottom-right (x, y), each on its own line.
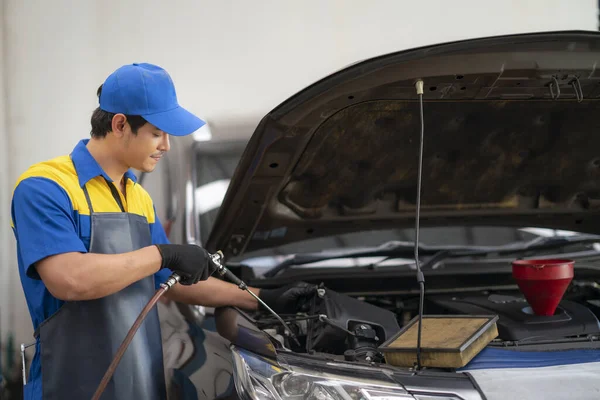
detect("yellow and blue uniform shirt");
top-left (10, 139), bottom-right (173, 398)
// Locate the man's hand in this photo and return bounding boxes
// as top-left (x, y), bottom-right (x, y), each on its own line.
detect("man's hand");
top-left (258, 282), bottom-right (317, 314)
top-left (155, 244), bottom-right (217, 285)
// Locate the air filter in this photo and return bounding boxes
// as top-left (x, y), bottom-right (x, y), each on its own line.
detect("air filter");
top-left (512, 259), bottom-right (574, 316)
top-left (379, 315), bottom-right (498, 368)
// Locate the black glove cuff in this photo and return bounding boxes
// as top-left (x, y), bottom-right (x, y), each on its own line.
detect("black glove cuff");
top-left (155, 244), bottom-right (176, 270)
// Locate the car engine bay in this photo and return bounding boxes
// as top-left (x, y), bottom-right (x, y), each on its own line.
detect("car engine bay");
top-left (251, 278), bottom-right (600, 366)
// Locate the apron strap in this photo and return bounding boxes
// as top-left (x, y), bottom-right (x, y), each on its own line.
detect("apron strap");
top-left (102, 177), bottom-right (126, 213)
top-left (82, 184), bottom-right (95, 214)
top-left (81, 177), bottom-right (126, 214)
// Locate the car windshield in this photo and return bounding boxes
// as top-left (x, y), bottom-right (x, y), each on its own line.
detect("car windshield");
top-left (194, 142), bottom-right (599, 272)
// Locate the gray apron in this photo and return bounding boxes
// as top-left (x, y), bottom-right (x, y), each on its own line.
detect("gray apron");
top-left (34, 176), bottom-right (166, 399)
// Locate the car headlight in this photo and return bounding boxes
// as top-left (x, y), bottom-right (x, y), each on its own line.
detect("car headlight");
top-left (231, 346), bottom-right (463, 400)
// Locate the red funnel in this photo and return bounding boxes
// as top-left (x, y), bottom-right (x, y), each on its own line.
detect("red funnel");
top-left (512, 259), bottom-right (574, 316)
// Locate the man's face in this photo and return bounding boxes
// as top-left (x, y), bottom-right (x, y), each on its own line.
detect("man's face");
top-left (121, 121), bottom-right (170, 172)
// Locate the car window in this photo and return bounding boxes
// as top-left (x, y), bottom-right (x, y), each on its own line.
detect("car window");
top-left (195, 141), bottom-right (246, 245)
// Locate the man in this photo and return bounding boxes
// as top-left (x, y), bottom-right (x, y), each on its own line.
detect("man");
top-left (11, 63), bottom-right (313, 400)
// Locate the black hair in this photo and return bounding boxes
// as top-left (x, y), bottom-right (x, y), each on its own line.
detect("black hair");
top-left (90, 85), bottom-right (148, 138)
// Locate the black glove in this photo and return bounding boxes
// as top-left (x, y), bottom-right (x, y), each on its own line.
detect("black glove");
top-left (155, 244), bottom-right (216, 285)
top-left (258, 282), bottom-right (318, 314)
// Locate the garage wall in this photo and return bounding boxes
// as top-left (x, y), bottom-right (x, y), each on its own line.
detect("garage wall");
top-left (0, 0), bottom-right (13, 355)
top-left (1, 0), bottom-right (597, 348)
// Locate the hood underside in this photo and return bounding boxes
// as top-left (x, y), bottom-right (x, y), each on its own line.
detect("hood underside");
top-left (206, 31), bottom-right (600, 258)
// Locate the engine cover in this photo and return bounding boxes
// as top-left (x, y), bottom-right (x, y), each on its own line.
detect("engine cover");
top-left (428, 294), bottom-right (600, 341)
top-left (307, 288), bottom-right (401, 354)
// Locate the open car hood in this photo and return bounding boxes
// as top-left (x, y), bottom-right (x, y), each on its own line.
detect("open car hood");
top-left (206, 30), bottom-right (600, 258)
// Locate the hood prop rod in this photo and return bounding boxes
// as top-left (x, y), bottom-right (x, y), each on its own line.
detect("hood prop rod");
top-left (414, 79), bottom-right (426, 371)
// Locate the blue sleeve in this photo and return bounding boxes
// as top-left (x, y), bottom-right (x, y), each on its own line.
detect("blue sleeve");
top-left (150, 208), bottom-right (173, 288)
top-left (11, 177), bottom-right (88, 280)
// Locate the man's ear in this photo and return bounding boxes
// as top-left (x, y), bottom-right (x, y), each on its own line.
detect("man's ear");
top-left (111, 114), bottom-right (128, 138)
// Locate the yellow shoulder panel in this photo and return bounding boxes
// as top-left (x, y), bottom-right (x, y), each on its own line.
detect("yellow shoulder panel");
top-left (11, 155), bottom-right (85, 227)
top-left (11, 155), bottom-right (157, 225)
top-left (13, 155), bottom-right (84, 209)
top-left (129, 182), bottom-right (156, 224)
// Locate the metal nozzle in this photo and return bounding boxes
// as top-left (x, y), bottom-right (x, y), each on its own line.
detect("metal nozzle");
top-left (210, 250), bottom-right (226, 275)
top-left (210, 250), bottom-right (245, 288)
top-left (21, 341), bottom-right (36, 385)
top-left (161, 273), bottom-right (181, 290)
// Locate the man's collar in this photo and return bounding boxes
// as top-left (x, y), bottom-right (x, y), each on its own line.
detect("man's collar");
top-left (70, 139), bottom-right (138, 188)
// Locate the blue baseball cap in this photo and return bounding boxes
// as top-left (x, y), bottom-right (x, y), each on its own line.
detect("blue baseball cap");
top-left (99, 63), bottom-right (205, 136)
